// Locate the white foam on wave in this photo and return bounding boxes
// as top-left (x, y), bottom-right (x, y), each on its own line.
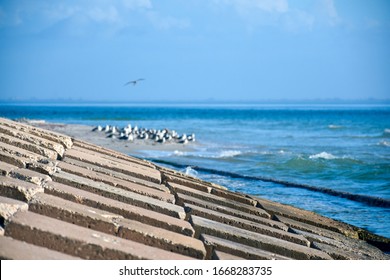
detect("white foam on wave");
top-left (183, 166), bottom-right (198, 177)
top-left (384, 129), bottom-right (390, 136)
top-left (278, 149), bottom-right (292, 155)
top-left (216, 150), bottom-right (242, 158)
top-left (173, 150), bottom-right (186, 156)
top-left (309, 152), bottom-right (338, 160)
top-left (259, 150), bottom-right (273, 155)
top-left (183, 149), bottom-right (247, 159)
top-left (328, 124), bottom-right (344, 129)
top-left (378, 141), bottom-right (390, 147)
top-left (17, 118), bottom-right (46, 124)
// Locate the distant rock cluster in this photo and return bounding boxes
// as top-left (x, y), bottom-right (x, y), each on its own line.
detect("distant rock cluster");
top-left (92, 124), bottom-right (195, 144)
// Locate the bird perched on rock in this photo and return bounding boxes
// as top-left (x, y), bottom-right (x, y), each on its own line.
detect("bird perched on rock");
top-left (124, 78), bottom-right (145, 86)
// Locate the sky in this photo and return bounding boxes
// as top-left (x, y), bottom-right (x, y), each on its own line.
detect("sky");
top-left (0, 0), bottom-right (389, 102)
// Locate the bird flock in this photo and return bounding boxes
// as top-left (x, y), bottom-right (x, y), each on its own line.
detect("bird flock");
top-left (92, 124), bottom-right (195, 144)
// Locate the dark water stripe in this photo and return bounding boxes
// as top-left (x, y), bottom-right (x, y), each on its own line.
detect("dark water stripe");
top-left (149, 158), bottom-right (390, 208)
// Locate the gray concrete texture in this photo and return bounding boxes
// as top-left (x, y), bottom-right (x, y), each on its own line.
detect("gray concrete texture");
top-left (0, 118), bottom-right (389, 260)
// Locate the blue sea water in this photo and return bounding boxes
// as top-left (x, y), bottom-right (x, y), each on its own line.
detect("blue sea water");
top-left (1, 103), bottom-right (390, 238)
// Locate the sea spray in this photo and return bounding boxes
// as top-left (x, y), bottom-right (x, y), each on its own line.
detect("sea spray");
top-left (183, 166), bottom-right (198, 177)
top-left (309, 152), bottom-right (338, 160)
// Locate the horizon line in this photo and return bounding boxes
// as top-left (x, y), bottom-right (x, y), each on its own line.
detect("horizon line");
top-left (1, 97), bottom-right (390, 105)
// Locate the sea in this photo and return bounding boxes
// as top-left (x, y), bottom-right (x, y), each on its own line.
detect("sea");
top-left (1, 103), bottom-right (389, 238)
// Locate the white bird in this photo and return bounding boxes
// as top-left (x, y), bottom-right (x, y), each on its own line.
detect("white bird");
top-left (124, 78), bottom-right (145, 86)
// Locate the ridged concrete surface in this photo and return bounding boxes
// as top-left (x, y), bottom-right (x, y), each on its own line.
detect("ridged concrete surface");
top-left (0, 117), bottom-right (389, 260)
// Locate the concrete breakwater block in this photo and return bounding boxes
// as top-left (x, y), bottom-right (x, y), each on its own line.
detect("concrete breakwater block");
top-left (1, 117), bottom-right (389, 260)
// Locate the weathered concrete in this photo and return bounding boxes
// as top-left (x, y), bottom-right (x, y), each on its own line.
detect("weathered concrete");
top-left (10, 168), bottom-right (51, 186)
top-left (0, 124), bottom-right (65, 158)
top-left (0, 150), bottom-right (27, 168)
top-left (163, 173), bottom-right (212, 193)
top-left (73, 139), bottom-right (154, 168)
top-left (212, 250), bottom-right (246, 260)
top-left (161, 168), bottom-right (227, 192)
top-left (28, 192), bottom-right (205, 258)
top-left (5, 211), bottom-right (194, 260)
top-left (0, 161), bottom-right (17, 176)
top-left (0, 118), bottom-right (72, 149)
top-left (0, 196), bottom-right (28, 222)
top-left (273, 202), bottom-right (390, 254)
top-left (0, 141), bottom-right (46, 167)
top-left (274, 214), bottom-right (387, 259)
top-left (29, 192), bottom-right (122, 235)
top-left (0, 132), bottom-right (58, 160)
top-left (312, 242), bottom-right (371, 260)
top-left (182, 199), bottom-right (285, 230)
top-left (117, 219), bottom-right (206, 259)
top-left (170, 182), bottom-right (270, 218)
top-left (63, 157), bottom-right (168, 192)
top-left (0, 235), bottom-right (81, 260)
top-left (291, 227), bottom-right (347, 249)
top-left (26, 159), bottom-right (59, 175)
top-left (292, 227), bottom-right (390, 260)
top-left (210, 188), bottom-right (257, 206)
top-left (0, 176), bottom-right (44, 202)
top-left (275, 214), bottom-right (344, 239)
top-left (58, 161), bottom-right (170, 198)
top-left (190, 215), bottom-right (332, 260)
top-left (71, 145), bottom-right (157, 172)
top-left (255, 196), bottom-right (358, 238)
top-left (1, 118), bottom-right (388, 260)
top-left (52, 171), bottom-right (182, 218)
top-left (65, 146), bottom-right (161, 184)
top-left (201, 234), bottom-right (291, 260)
top-left (43, 181), bottom-right (193, 236)
top-left (184, 203), bottom-right (308, 246)
top-left (176, 192), bottom-right (274, 222)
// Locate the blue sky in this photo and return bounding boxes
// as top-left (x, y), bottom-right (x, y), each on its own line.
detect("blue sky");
top-left (0, 0), bottom-right (389, 102)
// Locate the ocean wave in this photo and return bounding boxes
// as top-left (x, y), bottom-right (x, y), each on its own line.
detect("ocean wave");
top-left (383, 129), bottom-right (390, 137)
top-left (16, 118), bottom-right (46, 124)
top-left (328, 124), bottom-right (344, 129)
top-left (154, 149), bottom-right (245, 159)
top-left (149, 158), bottom-right (390, 208)
top-left (187, 149), bottom-right (244, 159)
top-left (216, 150), bottom-right (243, 158)
top-left (378, 141), bottom-right (390, 147)
top-left (309, 152), bottom-right (338, 160)
top-left (183, 166), bottom-right (198, 177)
top-left (173, 150), bottom-right (187, 156)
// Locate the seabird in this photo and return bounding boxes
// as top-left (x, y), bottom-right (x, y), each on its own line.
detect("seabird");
top-left (124, 78), bottom-right (145, 86)
top-left (92, 125), bottom-right (102, 132)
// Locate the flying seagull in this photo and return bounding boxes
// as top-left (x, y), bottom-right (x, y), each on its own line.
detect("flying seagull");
top-left (124, 78), bottom-right (145, 86)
